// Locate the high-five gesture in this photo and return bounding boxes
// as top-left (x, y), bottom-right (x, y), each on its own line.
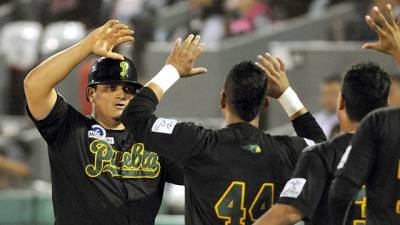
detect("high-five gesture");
top-left (87, 20), bottom-right (134, 60)
top-left (24, 19), bottom-right (133, 120)
top-left (255, 53), bottom-right (307, 119)
top-left (166, 34), bottom-right (207, 77)
top-left (363, 4), bottom-right (400, 63)
top-left (255, 53), bottom-right (289, 99)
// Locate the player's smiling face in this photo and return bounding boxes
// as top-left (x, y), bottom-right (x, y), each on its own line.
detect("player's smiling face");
top-left (88, 83), bottom-right (135, 122)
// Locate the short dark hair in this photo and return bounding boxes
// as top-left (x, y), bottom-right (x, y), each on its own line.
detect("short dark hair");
top-left (341, 62), bottom-right (391, 121)
top-left (224, 61), bottom-right (267, 122)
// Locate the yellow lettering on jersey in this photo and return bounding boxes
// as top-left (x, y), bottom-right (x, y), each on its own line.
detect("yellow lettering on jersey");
top-left (353, 220), bottom-right (366, 225)
top-left (355, 197), bottom-right (367, 219)
top-left (215, 181), bottom-right (246, 225)
top-left (248, 183), bottom-right (274, 221)
top-left (85, 139), bottom-right (160, 178)
top-left (398, 160), bottom-right (400, 179)
top-left (397, 160), bottom-right (400, 214)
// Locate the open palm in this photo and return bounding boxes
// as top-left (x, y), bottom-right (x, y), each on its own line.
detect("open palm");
top-left (87, 20), bottom-right (134, 60)
top-left (363, 5), bottom-right (400, 57)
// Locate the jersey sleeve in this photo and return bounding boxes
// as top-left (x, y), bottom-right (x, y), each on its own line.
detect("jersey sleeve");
top-left (161, 156), bottom-right (184, 185)
top-left (280, 112), bottom-right (327, 163)
top-left (329, 110), bottom-right (383, 225)
top-left (121, 87), bottom-right (217, 163)
top-left (278, 147), bottom-right (329, 221)
top-left (26, 93), bottom-right (71, 148)
top-left (291, 111), bottom-right (327, 144)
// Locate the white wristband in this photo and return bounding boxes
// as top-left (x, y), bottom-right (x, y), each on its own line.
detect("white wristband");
top-left (148, 64), bottom-right (180, 92)
top-left (278, 87), bottom-right (304, 117)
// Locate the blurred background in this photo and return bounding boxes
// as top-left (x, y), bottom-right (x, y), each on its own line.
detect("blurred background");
top-left (0, 0), bottom-right (400, 224)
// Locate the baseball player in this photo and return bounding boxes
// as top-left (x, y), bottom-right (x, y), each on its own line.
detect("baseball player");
top-left (252, 61), bottom-right (391, 225)
top-left (121, 34), bottom-right (327, 224)
top-left (24, 20), bottom-right (183, 225)
top-left (329, 4), bottom-right (400, 225)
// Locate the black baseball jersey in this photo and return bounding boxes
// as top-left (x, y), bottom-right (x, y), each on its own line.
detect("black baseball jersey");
top-left (329, 107), bottom-right (400, 225)
top-left (121, 87), bottom-right (326, 225)
top-left (277, 133), bottom-right (366, 225)
top-left (27, 93), bottom-right (183, 225)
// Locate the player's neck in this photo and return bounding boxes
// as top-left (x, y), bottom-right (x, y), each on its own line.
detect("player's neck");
top-left (224, 113), bottom-right (259, 128)
top-left (340, 118), bottom-right (359, 134)
top-left (92, 113), bottom-right (125, 130)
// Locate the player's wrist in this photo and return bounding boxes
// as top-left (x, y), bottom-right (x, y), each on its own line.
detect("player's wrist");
top-left (278, 87), bottom-right (304, 117)
top-left (391, 50), bottom-right (400, 65)
top-left (78, 38), bottom-right (95, 55)
top-left (147, 65), bottom-right (180, 93)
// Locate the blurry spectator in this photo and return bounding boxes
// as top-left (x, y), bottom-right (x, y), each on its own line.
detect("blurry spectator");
top-left (0, 121), bottom-right (30, 190)
top-left (39, 0), bottom-right (104, 29)
top-left (226, 0), bottom-right (272, 37)
top-left (308, 0), bottom-right (350, 17)
top-left (342, 0), bottom-right (400, 41)
top-left (187, 0), bottom-right (225, 42)
top-left (0, 139), bottom-right (30, 189)
top-left (112, 0), bottom-right (145, 24)
top-left (0, 21), bottom-right (42, 115)
top-left (269, 0), bottom-right (313, 19)
top-left (314, 75), bottom-right (341, 137)
top-left (269, 0), bottom-right (350, 20)
top-left (267, 75), bottom-right (340, 138)
top-left (130, 3), bottom-right (157, 76)
top-left (389, 75), bottom-right (400, 107)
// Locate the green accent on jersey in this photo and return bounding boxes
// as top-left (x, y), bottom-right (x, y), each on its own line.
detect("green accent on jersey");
top-left (241, 144), bottom-right (262, 153)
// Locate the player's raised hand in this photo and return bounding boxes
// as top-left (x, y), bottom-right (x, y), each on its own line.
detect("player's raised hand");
top-left (255, 53), bottom-right (289, 99)
top-left (363, 4), bottom-right (400, 61)
top-left (85, 20), bottom-right (134, 60)
top-left (166, 34), bottom-right (207, 78)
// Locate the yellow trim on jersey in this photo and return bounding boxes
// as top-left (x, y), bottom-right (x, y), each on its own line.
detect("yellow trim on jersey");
top-left (354, 197), bottom-right (367, 219)
top-left (353, 219), bottom-right (366, 225)
top-left (248, 183), bottom-right (274, 221)
top-left (214, 181), bottom-right (247, 225)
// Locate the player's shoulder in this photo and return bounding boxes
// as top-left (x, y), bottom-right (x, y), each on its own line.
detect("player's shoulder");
top-left (358, 107), bottom-right (400, 134)
top-left (328, 133), bottom-right (353, 149)
top-left (366, 107), bottom-right (400, 121)
top-left (302, 134), bottom-right (350, 155)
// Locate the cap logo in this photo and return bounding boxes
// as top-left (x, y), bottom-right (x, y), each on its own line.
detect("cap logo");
top-left (120, 61), bottom-right (129, 79)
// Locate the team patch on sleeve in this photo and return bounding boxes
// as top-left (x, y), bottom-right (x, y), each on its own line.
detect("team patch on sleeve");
top-left (151, 118), bottom-right (177, 134)
top-left (280, 178), bottom-right (307, 198)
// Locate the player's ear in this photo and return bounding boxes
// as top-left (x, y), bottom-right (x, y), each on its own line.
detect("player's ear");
top-left (220, 91), bottom-right (226, 109)
top-left (87, 87), bottom-right (96, 103)
top-left (261, 97), bottom-right (269, 112)
top-left (338, 94), bottom-right (345, 110)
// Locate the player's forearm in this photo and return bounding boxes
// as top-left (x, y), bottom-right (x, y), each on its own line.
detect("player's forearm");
top-left (24, 39), bottom-right (92, 98)
top-left (292, 112), bottom-right (326, 142)
top-left (121, 87), bottom-right (159, 141)
top-left (277, 87), bottom-right (308, 120)
top-left (277, 87), bottom-right (326, 142)
top-left (392, 52), bottom-right (400, 65)
top-left (145, 64), bottom-right (180, 102)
